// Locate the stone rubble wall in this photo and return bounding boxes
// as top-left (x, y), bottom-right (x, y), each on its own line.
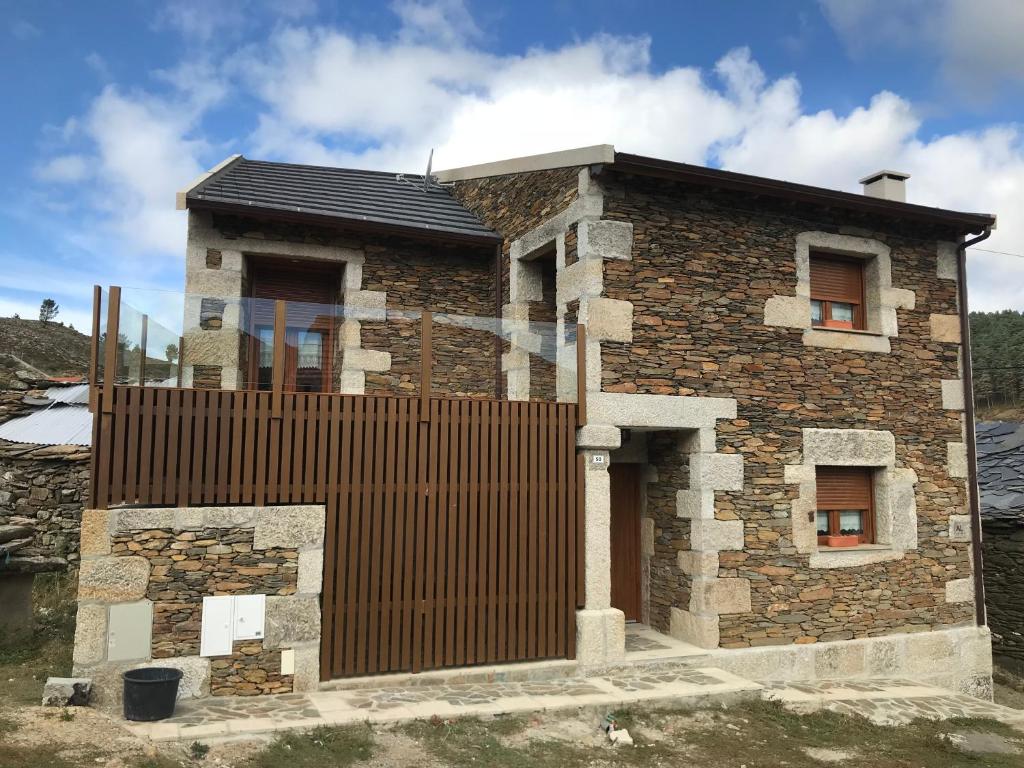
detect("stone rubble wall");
top-left (597, 174), bottom-right (973, 647)
top-left (982, 518), bottom-right (1024, 673)
top-left (0, 381), bottom-right (90, 569)
top-left (74, 505), bottom-right (325, 707)
top-left (359, 241), bottom-right (498, 398)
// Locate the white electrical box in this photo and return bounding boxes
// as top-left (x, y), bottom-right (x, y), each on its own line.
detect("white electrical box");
top-left (232, 594), bottom-right (266, 641)
top-left (200, 596), bottom-right (234, 657)
top-left (200, 594), bottom-right (269, 657)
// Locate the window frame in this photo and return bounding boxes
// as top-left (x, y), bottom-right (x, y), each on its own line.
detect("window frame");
top-left (815, 466), bottom-right (876, 547)
top-left (809, 253), bottom-right (867, 331)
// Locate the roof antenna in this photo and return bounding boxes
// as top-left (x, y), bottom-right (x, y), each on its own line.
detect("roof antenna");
top-left (396, 148), bottom-right (452, 191)
top-left (423, 148), bottom-right (433, 192)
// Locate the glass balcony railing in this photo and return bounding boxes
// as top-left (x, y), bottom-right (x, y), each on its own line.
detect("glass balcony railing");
top-left (91, 287), bottom-right (585, 403)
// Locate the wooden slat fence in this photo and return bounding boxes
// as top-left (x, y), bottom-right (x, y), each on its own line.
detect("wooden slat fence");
top-left (91, 386), bottom-right (583, 678)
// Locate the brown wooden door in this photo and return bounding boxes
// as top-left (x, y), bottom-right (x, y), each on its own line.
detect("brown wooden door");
top-left (609, 463), bottom-right (642, 622)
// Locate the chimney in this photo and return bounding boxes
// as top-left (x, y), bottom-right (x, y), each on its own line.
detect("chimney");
top-left (858, 170), bottom-right (910, 203)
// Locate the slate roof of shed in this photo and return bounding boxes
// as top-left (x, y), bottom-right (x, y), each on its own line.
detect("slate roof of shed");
top-left (976, 421), bottom-right (1024, 522)
top-left (185, 157), bottom-right (500, 243)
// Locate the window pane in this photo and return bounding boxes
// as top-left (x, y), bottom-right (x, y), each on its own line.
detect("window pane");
top-left (831, 302), bottom-right (854, 323)
top-left (258, 327), bottom-right (273, 367)
top-left (839, 510), bottom-right (864, 535)
top-left (810, 300), bottom-right (824, 325)
top-left (816, 511), bottom-right (829, 536)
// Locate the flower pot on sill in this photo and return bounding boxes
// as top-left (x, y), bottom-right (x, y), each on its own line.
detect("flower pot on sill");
top-left (824, 534), bottom-right (859, 548)
top-left (823, 319), bottom-right (854, 330)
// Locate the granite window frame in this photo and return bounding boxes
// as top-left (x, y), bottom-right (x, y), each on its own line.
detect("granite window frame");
top-left (763, 232), bottom-right (915, 354)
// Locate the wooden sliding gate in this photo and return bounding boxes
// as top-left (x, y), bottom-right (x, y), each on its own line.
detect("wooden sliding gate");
top-left (91, 386), bottom-right (583, 679)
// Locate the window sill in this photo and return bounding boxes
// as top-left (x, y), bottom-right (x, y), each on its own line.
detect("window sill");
top-left (808, 544), bottom-right (904, 569)
top-left (802, 327), bottom-right (892, 354)
top-left (809, 326), bottom-right (884, 338)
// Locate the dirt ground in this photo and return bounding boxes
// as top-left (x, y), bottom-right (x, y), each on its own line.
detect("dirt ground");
top-left (4, 575), bottom-right (1024, 767)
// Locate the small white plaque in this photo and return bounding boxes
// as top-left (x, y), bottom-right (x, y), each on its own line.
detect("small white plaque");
top-left (592, 454), bottom-right (606, 464)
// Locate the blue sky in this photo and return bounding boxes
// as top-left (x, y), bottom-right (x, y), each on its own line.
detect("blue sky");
top-left (3, 0), bottom-right (1024, 331)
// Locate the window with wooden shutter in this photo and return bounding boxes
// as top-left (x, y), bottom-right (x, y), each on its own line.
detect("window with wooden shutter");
top-left (815, 466), bottom-right (875, 546)
top-left (809, 254), bottom-right (866, 330)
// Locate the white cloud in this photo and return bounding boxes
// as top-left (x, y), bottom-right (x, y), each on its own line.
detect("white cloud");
top-left (32, 0), bottom-right (1024, 314)
top-left (35, 154), bottom-right (90, 183)
top-left (819, 0), bottom-right (1024, 96)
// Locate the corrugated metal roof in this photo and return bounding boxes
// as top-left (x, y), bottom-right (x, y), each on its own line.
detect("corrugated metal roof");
top-left (977, 421), bottom-right (1024, 522)
top-left (44, 384), bottom-right (90, 405)
top-left (0, 406), bottom-right (92, 446)
top-left (187, 157), bottom-right (500, 242)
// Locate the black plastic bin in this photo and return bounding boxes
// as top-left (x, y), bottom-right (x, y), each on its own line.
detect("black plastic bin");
top-left (122, 667), bottom-right (183, 722)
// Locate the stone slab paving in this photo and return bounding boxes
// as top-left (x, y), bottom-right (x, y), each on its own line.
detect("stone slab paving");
top-left (125, 666), bottom-right (760, 742)
top-left (764, 679), bottom-right (1024, 727)
top-left (124, 672), bottom-right (1024, 743)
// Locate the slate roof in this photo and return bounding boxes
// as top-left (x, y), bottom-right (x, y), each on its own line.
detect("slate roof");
top-left (976, 421), bottom-right (1024, 522)
top-left (186, 157), bottom-right (500, 243)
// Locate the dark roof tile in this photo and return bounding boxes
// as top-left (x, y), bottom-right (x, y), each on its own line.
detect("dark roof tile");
top-left (187, 157), bottom-right (499, 242)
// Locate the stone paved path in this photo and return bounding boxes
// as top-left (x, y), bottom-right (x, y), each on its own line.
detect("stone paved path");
top-left (125, 672), bottom-right (1024, 743)
top-left (765, 679), bottom-right (1024, 726)
top-left (126, 666), bottom-right (759, 742)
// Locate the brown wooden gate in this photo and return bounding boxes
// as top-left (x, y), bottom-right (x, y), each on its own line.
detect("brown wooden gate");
top-left (320, 396), bottom-right (582, 677)
top-left (91, 386), bottom-right (584, 679)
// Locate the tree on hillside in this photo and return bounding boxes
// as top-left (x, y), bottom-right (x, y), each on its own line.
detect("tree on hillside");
top-left (971, 310), bottom-right (1024, 409)
top-left (165, 343), bottom-right (178, 363)
top-left (39, 298), bottom-right (59, 323)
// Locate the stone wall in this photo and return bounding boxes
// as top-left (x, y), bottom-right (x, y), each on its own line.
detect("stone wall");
top-left (359, 241), bottom-right (498, 398)
top-left (983, 518), bottom-right (1024, 673)
top-left (1, 382), bottom-right (90, 569)
top-left (450, 167), bottom-right (581, 307)
top-left (645, 432), bottom-right (691, 633)
top-left (0, 441), bottom-right (88, 566)
top-left (598, 173), bottom-right (973, 647)
top-left (74, 505), bottom-right (325, 706)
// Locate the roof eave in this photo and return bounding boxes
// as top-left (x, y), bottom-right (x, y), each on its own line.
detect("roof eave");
top-left (175, 154), bottom-right (245, 211)
top-left (185, 197), bottom-right (503, 246)
top-left (609, 153), bottom-right (996, 235)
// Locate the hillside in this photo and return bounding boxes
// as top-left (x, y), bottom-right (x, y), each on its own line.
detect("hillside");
top-left (0, 316), bottom-right (91, 385)
top-left (972, 310), bottom-right (1024, 422)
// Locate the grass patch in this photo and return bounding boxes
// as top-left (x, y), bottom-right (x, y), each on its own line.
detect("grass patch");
top-left (0, 572), bottom-right (76, 708)
top-left (656, 700), bottom-right (1024, 768)
top-left (246, 724), bottom-right (375, 768)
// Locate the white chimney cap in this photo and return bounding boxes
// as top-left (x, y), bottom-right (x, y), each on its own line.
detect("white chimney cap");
top-left (858, 170), bottom-right (911, 202)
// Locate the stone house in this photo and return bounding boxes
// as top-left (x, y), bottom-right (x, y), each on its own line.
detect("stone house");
top-left (75, 145), bottom-right (996, 704)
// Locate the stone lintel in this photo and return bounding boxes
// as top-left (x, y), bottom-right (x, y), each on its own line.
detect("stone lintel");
top-left (587, 393), bottom-right (737, 430)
